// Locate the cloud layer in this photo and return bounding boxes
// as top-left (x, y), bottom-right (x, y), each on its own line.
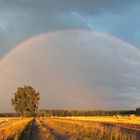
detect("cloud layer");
top-left (0, 30), bottom-right (140, 112)
top-left (0, 0), bottom-right (140, 59)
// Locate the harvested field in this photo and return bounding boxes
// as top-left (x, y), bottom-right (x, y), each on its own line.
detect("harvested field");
top-left (0, 116), bottom-right (140, 140)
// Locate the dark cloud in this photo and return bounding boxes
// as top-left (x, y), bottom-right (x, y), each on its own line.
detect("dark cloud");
top-left (0, 0), bottom-right (139, 58)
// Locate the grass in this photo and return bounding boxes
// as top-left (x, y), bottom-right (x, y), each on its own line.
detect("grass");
top-left (0, 117), bottom-right (32, 139)
top-left (36, 119), bottom-right (56, 140)
top-left (41, 117), bottom-right (137, 140)
top-left (0, 116), bottom-right (139, 140)
top-left (59, 115), bottom-right (140, 124)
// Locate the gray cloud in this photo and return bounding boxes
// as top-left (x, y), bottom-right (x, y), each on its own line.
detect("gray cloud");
top-left (0, 31), bottom-right (140, 111)
top-left (0, 0), bottom-right (139, 59)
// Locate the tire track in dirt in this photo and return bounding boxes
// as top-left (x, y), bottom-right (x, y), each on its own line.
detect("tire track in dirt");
top-left (19, 118), bottom-right (69, 140)
top-left (40, 120), bottom-right (70, 140)
top-left (19, 118), bottom-right (43, 140)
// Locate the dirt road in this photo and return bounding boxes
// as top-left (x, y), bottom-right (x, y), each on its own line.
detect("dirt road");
top-left (18, 118), bottom-right (70, 140)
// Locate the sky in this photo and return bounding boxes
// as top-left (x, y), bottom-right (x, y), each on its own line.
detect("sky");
top-left (0, 0), bottom-right (140, 111)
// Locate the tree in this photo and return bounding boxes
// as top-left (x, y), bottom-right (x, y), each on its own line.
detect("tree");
top-left (136, 108), bottom-right (140, 115)
top-left (11, 86), bottom-right (40, 116)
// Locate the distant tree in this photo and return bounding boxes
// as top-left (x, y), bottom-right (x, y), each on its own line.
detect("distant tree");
top-left (136, 108), bottom-right (140, 115)
top-left (11, 86), bottom-right (40, 116)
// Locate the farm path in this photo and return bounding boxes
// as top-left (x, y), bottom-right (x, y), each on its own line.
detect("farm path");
top-left (19, 118), bottom-right (70, 140)
top-left (19, 119), bottom-right (43, 140)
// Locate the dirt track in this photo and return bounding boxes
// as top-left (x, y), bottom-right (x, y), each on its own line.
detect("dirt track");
top-left (19, 119), bottom-right (42, 140)
top-left (19, 118), bottom-right (70, 140)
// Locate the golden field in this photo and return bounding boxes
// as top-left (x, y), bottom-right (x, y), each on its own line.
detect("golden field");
top-left (0, 116), bottom-right (140, 140)
top-left (0, 117), bottom-right (32, 139)
top-left (60, 115), bottom-right (140, 124)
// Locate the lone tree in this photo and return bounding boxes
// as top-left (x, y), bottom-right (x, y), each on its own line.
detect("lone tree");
top-left (11, 86), bottom-right (40, 116)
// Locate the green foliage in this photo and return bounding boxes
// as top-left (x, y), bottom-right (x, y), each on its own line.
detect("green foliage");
top-left (136, 108), bottom-right (140, 115)
top-left (11, 86), bottom-right (40, 117)
top-left (39, 109), bottom-right (135, 117)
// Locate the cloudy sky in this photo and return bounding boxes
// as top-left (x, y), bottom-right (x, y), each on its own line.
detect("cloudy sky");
top-left (0, 0), bottom-right (140, 111)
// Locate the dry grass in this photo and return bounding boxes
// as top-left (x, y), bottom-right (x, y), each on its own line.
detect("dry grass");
top-left (0, 116), bottom-right (139, 140)
top-left (36, 119), bottom-right (56, 140)
top-left (41, 117), bottom-right (138, 140)
top-left (60, 115), bottom-right (140, 124)
top-left (0, 117), bottom-right (32, 139)
top-left (0, 117), bottom-right (57, 140)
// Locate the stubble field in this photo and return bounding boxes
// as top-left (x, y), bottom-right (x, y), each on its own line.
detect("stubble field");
top-left (0, 116), bottom-right (140, 140)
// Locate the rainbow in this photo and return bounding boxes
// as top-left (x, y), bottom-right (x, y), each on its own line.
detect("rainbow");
top-left (0, 30), bottom-right (139, 66)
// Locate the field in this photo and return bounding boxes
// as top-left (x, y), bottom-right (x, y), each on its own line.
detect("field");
top-left (0, 116), bottom-right (140, 140)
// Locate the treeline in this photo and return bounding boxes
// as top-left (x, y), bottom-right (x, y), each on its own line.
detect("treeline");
top-left (136, 108), bottom-right (140, 115)
top-left (0, 109), bottom-right (138, 117)
top-left (0, 113), bottom-right (16, 117)
top-left (38, 110), bottom-right (135, 117)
